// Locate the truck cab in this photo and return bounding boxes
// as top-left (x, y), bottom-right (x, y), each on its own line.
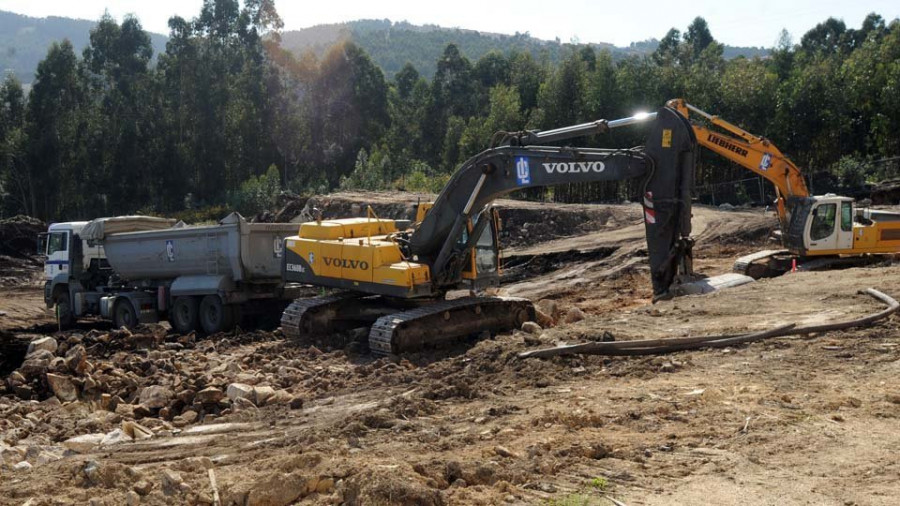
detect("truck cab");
top-left (41, 221), bottom-right (107, 325)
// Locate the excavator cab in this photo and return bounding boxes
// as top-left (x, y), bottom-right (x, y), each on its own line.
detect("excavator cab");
top-left (787, 195), bottom-right (858, 254)
top-left (460, 207), bottom-right (502, 289)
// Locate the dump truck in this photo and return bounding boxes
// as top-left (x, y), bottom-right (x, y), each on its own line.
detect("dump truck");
top-left (41, 213), bottom-right (303, 333)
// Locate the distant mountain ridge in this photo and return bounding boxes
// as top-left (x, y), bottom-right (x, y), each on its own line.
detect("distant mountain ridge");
top-left (280, 19), bottom-right (769, 78)
top-left (0, 10), bottom-right (167, 84)
top-left (0, 11), bottom-right (767, 85)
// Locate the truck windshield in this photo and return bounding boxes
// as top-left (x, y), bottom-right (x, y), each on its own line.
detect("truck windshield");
top-left (48, 232), bottom-right (68, 255)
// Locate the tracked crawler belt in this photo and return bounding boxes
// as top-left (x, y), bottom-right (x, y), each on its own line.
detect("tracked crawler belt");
top-left (281, 293), bottom-right (534, 355)
top-left (734, 249), bottom-right (892, 279)
top-left (732, 249), bottom-right (789, 278)
top-left (368, 296), bottom-right (534, 355)
top-left (280, 292), bottom-right (363, 341)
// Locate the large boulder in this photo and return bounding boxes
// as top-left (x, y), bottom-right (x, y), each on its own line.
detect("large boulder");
top-left (19, 356), bottom-right (51, 380)
top-left (46, 373), bottom-right (78, 402)
top-left (564, 307), bottom-right (587, 324)
top-left (64, 345), bottom-right (88, 375)
top-left (227, 383), bottom-right (255, 403)
top-left (534, 307), bottom-right (554, 328)
top-left (536, 299), bottom-right (561, 320)
top-left (521, 322), bottom-right (543, 334)
top-left (139, 385), bottom-right (174, 410)
top-left (27, 336), bottom-right (58, 356)
top-left (63, 433), bottom-right (105, 453)
top-left (252, 386), bottom-right (276, 407)
top-left (245, 472), bottom-right (306, 506)
top-left (195, 387), bottom-right (224, 405)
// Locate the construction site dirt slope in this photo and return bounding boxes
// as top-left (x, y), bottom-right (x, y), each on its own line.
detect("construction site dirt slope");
top-left (1, 194), bottom-right (898, 505)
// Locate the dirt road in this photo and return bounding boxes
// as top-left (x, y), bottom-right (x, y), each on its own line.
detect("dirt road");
top-left (1, 199), bottom-right (898, 505)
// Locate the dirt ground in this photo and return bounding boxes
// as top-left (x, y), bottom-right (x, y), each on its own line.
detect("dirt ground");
top-left (1, 197), bottom-right (899, 506)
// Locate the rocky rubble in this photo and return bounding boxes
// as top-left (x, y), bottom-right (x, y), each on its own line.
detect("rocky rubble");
top-left (1, 325), bottom-right (306, 474)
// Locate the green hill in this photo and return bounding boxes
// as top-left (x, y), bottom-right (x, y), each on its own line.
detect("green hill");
top-left (0, 11), bottom-right (767, 84)
top-left (0, 10), bottom-right (167, 84)
top-left (280, 19), bottom-right (769, 78)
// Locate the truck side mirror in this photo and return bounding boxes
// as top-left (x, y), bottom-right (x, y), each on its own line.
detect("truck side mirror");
top-left (37, 233), bottom-right (48, 256)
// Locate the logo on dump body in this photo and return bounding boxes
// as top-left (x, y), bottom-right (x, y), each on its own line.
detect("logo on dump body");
top-left (273, 237), bottom-right (283, 258)
top-left (515, 157), bottom-right (531, 185)
top-left (166, 240), bottom-right (175, 262)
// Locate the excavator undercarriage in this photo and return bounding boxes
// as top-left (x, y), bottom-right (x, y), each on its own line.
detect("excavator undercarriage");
top-left (281, 293), bottom-right (534, 355)
top-left (733, 249), bottom-right (893, 279)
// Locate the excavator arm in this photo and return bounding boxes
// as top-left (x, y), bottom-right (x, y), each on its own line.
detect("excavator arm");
top-left (410, 106), bottom-right (698, 298)
top-left (665, 99), bottom-right (809, 231)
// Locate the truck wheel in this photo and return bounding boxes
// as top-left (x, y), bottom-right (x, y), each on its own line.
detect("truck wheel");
top-left (113, 300), bottom-right (138, 329)
top-left (55, 292), bottom-right (75, 329)
top-left (200, 295), bottom-right (234, 334)
top-left (170, 297), bottom-right (200, 334)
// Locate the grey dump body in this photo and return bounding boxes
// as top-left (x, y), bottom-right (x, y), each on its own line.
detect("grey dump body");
top-left (409, 106), bottom-right (697, 297)
top-left (98, 213), bottom-right (293, 286)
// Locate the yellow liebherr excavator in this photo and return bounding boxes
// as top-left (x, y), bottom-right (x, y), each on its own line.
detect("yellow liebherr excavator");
top-left (280, 107), bottom-right (701, 355)
top-left (666, 98), bottom-right (900, 278)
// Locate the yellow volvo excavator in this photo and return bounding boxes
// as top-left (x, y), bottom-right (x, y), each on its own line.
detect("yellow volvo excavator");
top-left (280, 107), bottom-right (701, 354)
top-left (666, 98), bottom-right (900, 278)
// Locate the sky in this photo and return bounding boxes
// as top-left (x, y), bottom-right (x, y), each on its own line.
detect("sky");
top-left (0, 0), bottom-right (897, 48)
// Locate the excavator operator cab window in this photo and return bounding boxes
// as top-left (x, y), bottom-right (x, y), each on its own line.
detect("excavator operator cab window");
top-left (841, 202), bottom-right (852, 232)
top-left (461, 211), bottom-right (500, 280)
top-left (474, 222), bottom-right (498, 274)
top-left (810, 204), bottom-right (837, 241)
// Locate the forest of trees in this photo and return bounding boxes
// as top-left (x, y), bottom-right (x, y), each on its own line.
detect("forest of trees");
top-left (0, 1), bottom-right (898, 221)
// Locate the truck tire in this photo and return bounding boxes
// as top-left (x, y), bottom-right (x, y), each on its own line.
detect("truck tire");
top-left (55, 291), bottom-right (75, 329)
top-left (113, 300), bottom-right (138, 330)
top-left (170, 297), bottom-right (200, 334)
top-left (200, 295), bottom-right (235, 334)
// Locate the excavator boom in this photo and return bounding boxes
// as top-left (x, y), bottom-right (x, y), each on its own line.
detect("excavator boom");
top-left (666, 98), bottom-right (809, 230)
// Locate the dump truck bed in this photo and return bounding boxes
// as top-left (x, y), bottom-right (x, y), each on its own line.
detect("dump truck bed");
top-left (88, 213), bottom-right (298, 283)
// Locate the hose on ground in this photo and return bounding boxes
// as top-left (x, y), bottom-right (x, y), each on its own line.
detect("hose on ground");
top-left (518, 288), bottom-right (898, 359)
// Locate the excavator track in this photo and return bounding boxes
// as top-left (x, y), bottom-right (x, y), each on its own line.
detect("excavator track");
top-left (732, 249), bottom-right (789, 279)
top-left (734, 250), bottom-right (893, 280)
top-left (280, 292), bottom-right (363, 341)
top-left (368, 296), bottom-right (535, 356)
